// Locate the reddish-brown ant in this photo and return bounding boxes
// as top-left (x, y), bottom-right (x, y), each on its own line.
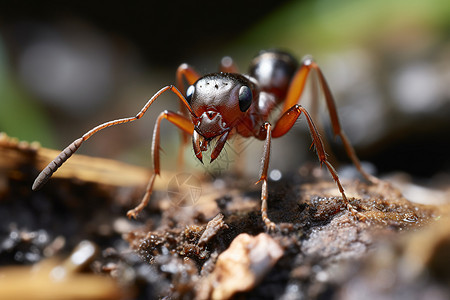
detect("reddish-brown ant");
top-left (33, 50), bottom-right (378, 230)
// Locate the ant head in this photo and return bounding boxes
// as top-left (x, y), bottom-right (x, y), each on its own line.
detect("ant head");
top-left (186, 73), bottom-right (257, 163)
top-left (187, 73), bottom-right (257, 139)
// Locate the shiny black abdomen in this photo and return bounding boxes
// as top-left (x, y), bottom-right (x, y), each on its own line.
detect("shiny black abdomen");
top-left (249, 50), bottom-right (299, 102)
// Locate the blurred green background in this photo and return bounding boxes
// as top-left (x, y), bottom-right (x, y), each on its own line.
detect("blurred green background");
top-left (1, 0), bottom-right (449, 180)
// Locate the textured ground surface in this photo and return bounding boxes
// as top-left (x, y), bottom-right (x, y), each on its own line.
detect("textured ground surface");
top-left (0, 134), bottom-right (449, 299)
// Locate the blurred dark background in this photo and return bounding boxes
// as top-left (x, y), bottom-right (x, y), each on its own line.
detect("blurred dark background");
top-left (1, 0), bottom-right (450, 182)
top-left (0, 0), bottom-right (288, 66)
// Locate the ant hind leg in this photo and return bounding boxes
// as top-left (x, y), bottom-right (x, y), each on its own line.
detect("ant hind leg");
top-left (281, 57), bottom-right (379, 184)
top-left (272, 104), bottom-right (366, 221)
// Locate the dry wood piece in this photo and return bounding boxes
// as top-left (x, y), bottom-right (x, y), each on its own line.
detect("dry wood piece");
top-left (199, 233), bottom-right (284, 300)
top-left (197, 213), bottom-right (228, 248)
top-left (0, 132), bottom-right (152, 188)
top-left (0, 240), bottom-right (126, 300)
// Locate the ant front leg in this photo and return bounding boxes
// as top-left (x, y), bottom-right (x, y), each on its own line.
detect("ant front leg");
top-left (127, 110), bottom-right (194, 218)
top-left (272, 105), bottom-right (365, 220)
top-left (281, 57), bottom-right (379, 184)
top-left (256, 122), bottom-right (276, 230)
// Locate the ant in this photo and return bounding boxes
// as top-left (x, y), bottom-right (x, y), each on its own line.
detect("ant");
top-left (33, 49), bottom-right (378, 230)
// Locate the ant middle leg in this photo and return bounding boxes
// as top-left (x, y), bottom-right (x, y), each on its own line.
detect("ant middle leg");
top-left (281, 57), bottom-right (379, 184)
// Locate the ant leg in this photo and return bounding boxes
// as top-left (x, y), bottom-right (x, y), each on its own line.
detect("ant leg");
top-left (176, 63), bottom-right (201, 168)
top-left (176, 63), bottom-right (201, 94)
top-left (32, 85), bottom-right (194, 191)
top-left (127, 110), bottom-right (194, 218)
top-left (281, 57), bottom-right (378, 184)
top-left (308, 70), bottom-right (337, 164)
top-left (219, 56), bottom-right (239, 73)
top-left (272, 105), bottom-right (364, 220)
top-left (256, 122), bottom-right (276, 230)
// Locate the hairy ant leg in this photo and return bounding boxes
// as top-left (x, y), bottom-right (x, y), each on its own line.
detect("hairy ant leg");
top-left (127, 110), bottom-right (194, 218)
top-left (272, 104), bottom-right (364, 220)
top-left (281, 57), bottom-right (378, 184)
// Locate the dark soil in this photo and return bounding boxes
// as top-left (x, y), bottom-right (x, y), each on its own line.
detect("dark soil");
top-left (0, 133), bottom-right (449, 300)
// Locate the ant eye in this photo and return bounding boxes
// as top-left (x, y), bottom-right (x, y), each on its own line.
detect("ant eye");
top-left (238, 85), bottom-right (252, 112)
top-left (186, 85), bottom-right (195, 104)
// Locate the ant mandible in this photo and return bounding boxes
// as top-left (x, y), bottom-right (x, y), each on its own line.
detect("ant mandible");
top-left (33, 49), bottom-right (378, 230)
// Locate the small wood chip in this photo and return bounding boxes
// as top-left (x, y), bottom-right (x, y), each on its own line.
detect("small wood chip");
top-left (199, 233), bottom-right (284, 300)
top-left (197, 213), bottom-right (228, 248)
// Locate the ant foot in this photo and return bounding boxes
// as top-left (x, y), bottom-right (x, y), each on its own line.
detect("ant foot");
top-left (347, 207), bottom-right (367, 222)
top-left (344, 201), bottom-right (367, 222)
top-left (263, 219), bottom-right (277, 231)
top-left (126, 210), bottom-right (138, 219)
top-left (354, 211), bottom-right (367, 221)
